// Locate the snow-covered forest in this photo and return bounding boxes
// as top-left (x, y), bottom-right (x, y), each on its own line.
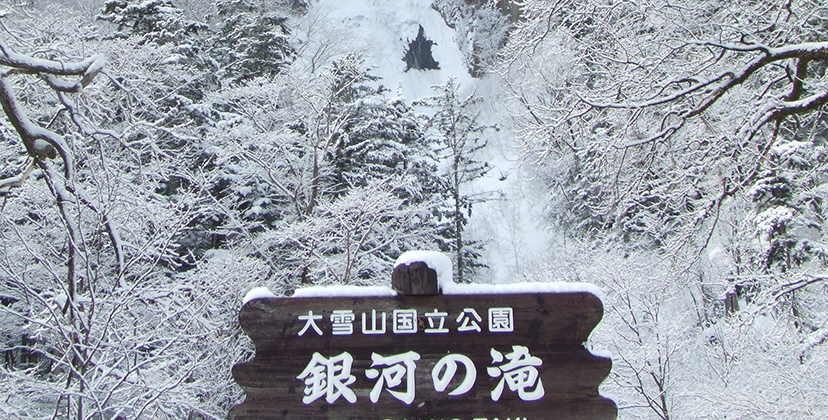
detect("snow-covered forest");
top-left (1, 0), bottom-right (826, 418)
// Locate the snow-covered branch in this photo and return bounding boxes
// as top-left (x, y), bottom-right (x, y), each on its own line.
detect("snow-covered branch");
top-left (0, 39), bottom-right (104, 177)
top-left (0, 41), bottom-right (104, 77)
top-left (592, 40), bottom-right (828, 148)
top-left (765, 276), bottom-right (827, 305)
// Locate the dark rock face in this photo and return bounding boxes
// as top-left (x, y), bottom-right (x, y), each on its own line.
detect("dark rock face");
top-left (403, 25), bottom-right (440, 71)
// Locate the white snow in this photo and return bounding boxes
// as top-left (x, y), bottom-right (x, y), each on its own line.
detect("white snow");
top-left (768, 41), bottom-right (828, 56)
top-left (754, 207), bottom-right (795, 234)
top-left (292, 285), bottom-right (397, 298)
top-left (392, 250), bottom-right (601, 300)
top-left (83, 54), bottom-right (106, 77)
top-left (53, 292), bottom-right (91, 309)
top-left (295, 1), bottom-right (551, 284)
top-left (161, 54), bottom-right (186, 65)
top-left (242, 286), bottom-right (277, 304)
top-left (299, 0), bottom-right (474, 103)
top-left (771, 140), bottom-right (806, 157)
top-left (395, 250), bottom-right (454, 289)
top-left (247, 281), bottom-right (600, 300)
top-left (443, 281), bottom-right (604, 301)
top-left (586, 346), bottom-right (614, 359)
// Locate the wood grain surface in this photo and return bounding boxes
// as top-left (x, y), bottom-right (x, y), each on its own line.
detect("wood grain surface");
top-left (229, 292), bottom-right (617, 420)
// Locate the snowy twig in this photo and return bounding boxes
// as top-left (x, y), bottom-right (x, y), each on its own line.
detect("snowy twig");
top-left (0, 158), bottom-right (34, 199)
top-left (583, 40), bottom-right (828, 148)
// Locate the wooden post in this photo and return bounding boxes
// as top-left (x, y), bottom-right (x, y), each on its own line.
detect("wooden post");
top-left (391, 262), bottom-right (440, 295)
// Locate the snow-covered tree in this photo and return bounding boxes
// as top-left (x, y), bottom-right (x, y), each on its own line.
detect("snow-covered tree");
top-left (501, 0), bottom-right (828, 417)
top-left (503, 0), bottom-right (827, 245)
top-left (432, 0), bottom-right (512, 76)
top-left (199, 54), bottom-right (442, 288)
top-left (97, 0), bottom-right (208, 46)
top-left (502, 0), bottom-right (828, 299)
top-left (0, 4), bottom-right (252, 418)
top-left (254, 181), bottom-right (435, 287)
top-left (96, 0), bottom-right (215, 99)
top-left (419, 78), bottom-right (492, 283)
top-left (208, 0), bottom-right (295, 84)
top-left (326, 56), bottom-right (442, 205)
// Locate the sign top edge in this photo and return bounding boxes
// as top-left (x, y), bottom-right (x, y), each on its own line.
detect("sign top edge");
top-left (243, 282), bottom-right (604, 304)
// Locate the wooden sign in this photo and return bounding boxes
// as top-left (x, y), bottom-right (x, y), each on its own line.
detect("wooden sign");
top-left (229, 263), bottom-right (616, 420)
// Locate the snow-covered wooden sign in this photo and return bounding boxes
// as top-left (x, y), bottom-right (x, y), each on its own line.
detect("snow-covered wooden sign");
top-left (229, 252), bottom-right (616, 420)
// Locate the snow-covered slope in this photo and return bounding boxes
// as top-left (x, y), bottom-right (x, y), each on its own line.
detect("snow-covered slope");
top-left (297, 0), bottom-right (553, 283)
top-left (299, 0), bottom-right (473, 102)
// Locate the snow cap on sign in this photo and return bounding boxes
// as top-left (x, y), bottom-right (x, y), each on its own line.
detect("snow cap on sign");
top-left (442, 281), bottom-right (605, 302)
top-left (394, 250), bottom-right (454, 290)
top-left (292, 285), bottom-right (397, 298)
top-left (242, 286), bottom-right (277, 305)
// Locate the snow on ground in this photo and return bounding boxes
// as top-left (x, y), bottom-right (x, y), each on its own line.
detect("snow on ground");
top-left (467, 75), bottom-right (557, 283)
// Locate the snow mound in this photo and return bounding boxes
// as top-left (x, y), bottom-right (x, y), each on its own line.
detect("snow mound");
top-left (242, 286), bottom-right (277, 304)
top-left (292, 285), bottom-right (397, 298)
top-left (395, 250), bottom-right (454, 290)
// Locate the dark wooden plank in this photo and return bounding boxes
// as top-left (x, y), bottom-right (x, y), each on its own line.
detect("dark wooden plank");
top-left (229, 292), bottom-right (616, 420)
top-left (240, 293), bottom-right (603, 350)
top-left (230, 398), bottom-right (616, 420)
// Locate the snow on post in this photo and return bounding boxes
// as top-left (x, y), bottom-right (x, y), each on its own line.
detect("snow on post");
top-left (392, 250), bottom-right (453, 295)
